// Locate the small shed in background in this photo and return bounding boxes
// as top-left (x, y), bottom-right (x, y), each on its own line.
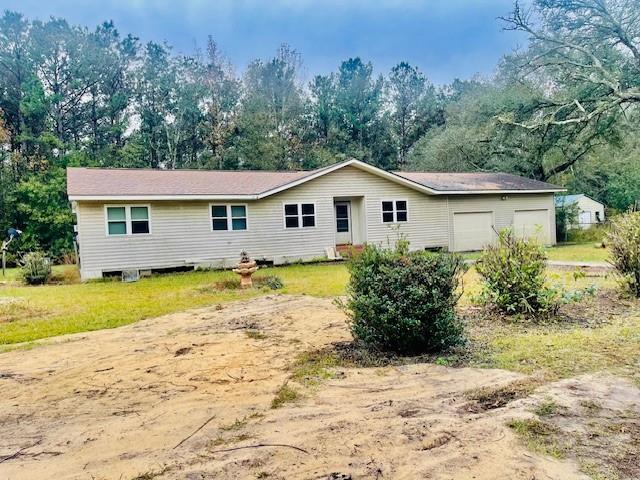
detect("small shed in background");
top-left (555, 194), bottom-right (605, 229)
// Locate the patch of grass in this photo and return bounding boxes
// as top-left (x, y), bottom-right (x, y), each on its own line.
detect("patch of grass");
top-left (464, 378), bottom-right (541, 412)
top-left (130, 467), bottom-right (170, 480)
top-left (245, 330), bottom-right (267, 340)
top-left (271, 383), bottom-right (300, 409)
top-left (510, 405), bottom-right (640, 480)
top-left (0, 298), bottom-right (47, 324)
top-left (580, 399), bottom-right (603, 414)
top-left (484, 316), bottom-right (640, 379)
top-left (208, 433), bottom-right (253, 447)
top-left (462, 267), bottom-right (640, 380)
top-left (534, 398), bottom-right (563, 417)
top-left (0, 263), bottom-right (348, 346)
top-left (290, 349), bottom-right (342, 386)
top-left (0, 265), bottom-right (78, 284)
top-left (545, 243), bottom-right (609, 263)
top-left (463, 243), bottom-right (609, 263)
top-left (219, 413), bottom-right (264, 431)
top-left (507, 418), bottom-right (566, 459)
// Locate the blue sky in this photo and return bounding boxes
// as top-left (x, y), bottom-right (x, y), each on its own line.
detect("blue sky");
top-left (2, 0), bottom-right (526, 84)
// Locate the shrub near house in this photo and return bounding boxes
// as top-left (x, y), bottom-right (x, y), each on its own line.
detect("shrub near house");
top-left (607, 211), bottom-right (640, 297)
top-left (343, 242), bottom-right (466, 354)
top-left (475, 229), bottom-right (559, 316)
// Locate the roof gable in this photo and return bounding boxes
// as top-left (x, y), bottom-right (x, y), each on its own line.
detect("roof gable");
top-left (555, 194), bottom-right (603, 207)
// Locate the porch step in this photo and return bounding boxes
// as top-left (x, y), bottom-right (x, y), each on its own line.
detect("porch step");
top-left (335, 244), bottom-right (365, 257)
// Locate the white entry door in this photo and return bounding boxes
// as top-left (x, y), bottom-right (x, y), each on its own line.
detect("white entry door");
top-left (335, 202), bottom-right (352, 244)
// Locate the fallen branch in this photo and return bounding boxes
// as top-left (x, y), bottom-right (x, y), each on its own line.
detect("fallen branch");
top-left (173, 414), bottom-right (216, 449)
top-left (209, 443), bottom-right (309, 455)
top-left (0, 440), bottom-right (42, 464)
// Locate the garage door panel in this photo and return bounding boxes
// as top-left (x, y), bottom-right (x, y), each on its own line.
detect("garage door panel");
top-left (452, 212), bottom-right (495, 252)
top-left (513, 209), bottom-right (551, 244)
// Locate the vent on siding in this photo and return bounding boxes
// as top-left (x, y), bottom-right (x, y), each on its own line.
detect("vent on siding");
top-left (121, 270), bottom-right (140, 283)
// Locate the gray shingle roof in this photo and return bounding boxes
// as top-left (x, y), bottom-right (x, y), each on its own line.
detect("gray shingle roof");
top-left (67, 167), bottom-right (316, 197)
top-left (394, 171), bottom-right (562, 192)
top-left (67, 161), bottom-right (564, 198)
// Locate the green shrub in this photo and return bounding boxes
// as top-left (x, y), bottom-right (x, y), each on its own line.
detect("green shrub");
top-left (607, 211), bottom-right (640, 297)
top-left (476, 229), bottom-right (559, 315)
top-left (566, 224), bottom-right (609, 244)
top-left (258, 275), bottom-right (284, 290)
top-left (20, 251), bottom-right (52, 285)
top-left (342, 243), bottom-right (466, 354)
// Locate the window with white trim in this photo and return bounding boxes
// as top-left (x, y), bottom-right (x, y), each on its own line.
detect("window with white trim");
top-left (284, 203), bottom-right (315, 228)
top-left (381, 200), bottom-right (408, 223)
top-left (211, 204), bottom-right (247, 231)
top-left (106, 206), bottom-right (150, 235)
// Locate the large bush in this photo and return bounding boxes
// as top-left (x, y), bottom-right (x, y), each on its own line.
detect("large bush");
top-left (20, 251), bottom-right (52, 285)
top-left (476, 229), bottom-right (558, 315)
top-left (343, 244), bottom-right (466, 354)
top-left (607, 211), bottom-right (640, 297)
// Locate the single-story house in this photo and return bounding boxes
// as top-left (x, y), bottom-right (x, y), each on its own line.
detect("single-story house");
top-left (67, 159), bottom-right (564, 280)
top-left (554, 194), bottom-right (605, 229)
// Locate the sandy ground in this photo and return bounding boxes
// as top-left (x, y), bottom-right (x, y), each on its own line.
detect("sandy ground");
top-left (0, 294), bottom-right (637, 480)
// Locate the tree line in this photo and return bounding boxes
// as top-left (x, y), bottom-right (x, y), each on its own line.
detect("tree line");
top-left (1, 0), bottom-right (639, 258)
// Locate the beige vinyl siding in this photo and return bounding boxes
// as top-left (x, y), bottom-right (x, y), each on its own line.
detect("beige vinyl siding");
top-left (76, 166), bottom-right (449, 278)
top-left (447, 193), bottom-right (556, 251)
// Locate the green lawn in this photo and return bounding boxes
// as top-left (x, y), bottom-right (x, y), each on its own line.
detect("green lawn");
top-left (0, 243), bottom-right (612, 347)
top-left (544, 243), bottom-right (609, 263)
top-left (0, 263), bottom-right (348, 347)
top-left (462, 242), bottom-right (610, 263)
top-left (1, 247), bottom-right (636, 387)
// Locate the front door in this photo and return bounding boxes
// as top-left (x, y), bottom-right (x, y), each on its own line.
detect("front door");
top-left (335, 201), bottom-right (352, 244)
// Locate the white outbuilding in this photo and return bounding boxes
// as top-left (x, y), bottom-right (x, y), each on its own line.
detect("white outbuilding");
top-left (555, 194), bottom-right (605, 229)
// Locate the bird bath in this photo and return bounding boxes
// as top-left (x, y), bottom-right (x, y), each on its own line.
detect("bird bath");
top-left (233, 251), bottom-right (258, 288)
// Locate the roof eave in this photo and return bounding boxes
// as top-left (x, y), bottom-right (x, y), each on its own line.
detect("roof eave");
top-left (440, 188), bottom-right (566, 195)
top-left (68, 194), bottom-right (259, 201)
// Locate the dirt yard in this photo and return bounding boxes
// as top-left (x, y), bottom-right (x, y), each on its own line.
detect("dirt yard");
top-left (1, 294), bottom-right (638, 479)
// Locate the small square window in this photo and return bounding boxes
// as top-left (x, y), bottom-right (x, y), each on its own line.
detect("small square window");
top-left (132, 221), bottom-right (150, 234)
top-left (302, 216), bottom-right (315, 227)
top-left (231, 205), bottom-right (246, 218)
top-left (106, 206), bottom-right (150, 235)
top-left (212, 205), bottom-right (227, 218)
top-left (285, 216), bottom-right (299, 228)
top-left (231, 218), bottom-right (247, 230)
top-left (284, 204), bottom-right (298, 216)
top-left (212, 218), bottom-right (228, 230)
top-left (130, 206), bottom-right (149, 220)
top-left (301, 204), bottom-right (314, 215)
top-left (211, 204), bottom-right (247, 231)
top-left (382, 200), bottom-right (408, 223)
top-left (108, 221), bottom-right (127, 235)
top-left (107, 207), bottom-right (126, 221)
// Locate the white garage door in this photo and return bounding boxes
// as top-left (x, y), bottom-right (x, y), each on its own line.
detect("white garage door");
top-left (513, 209), bottom-right (551, 244)
top-left (452, 212), bottom-right (494, 251)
